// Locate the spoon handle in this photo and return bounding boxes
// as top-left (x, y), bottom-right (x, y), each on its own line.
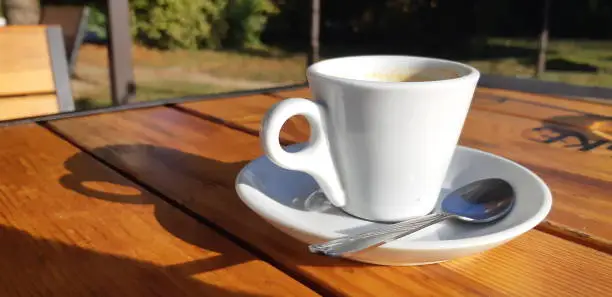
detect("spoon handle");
top-left (309, 212), bottom-right (446, 253)
top-left (310, 213), bottom-right (454, 257)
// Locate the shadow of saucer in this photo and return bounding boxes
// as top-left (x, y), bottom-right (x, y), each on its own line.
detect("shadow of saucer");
top-left (60, 144), bottom-right (362, 268)
top-left (59, 150), bottom-right (252, 273)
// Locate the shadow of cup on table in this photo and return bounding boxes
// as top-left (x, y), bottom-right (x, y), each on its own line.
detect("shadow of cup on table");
top-left (59, 148), bottom-right (254, 275)
top-left (60, 144), bottom-right (363, 268)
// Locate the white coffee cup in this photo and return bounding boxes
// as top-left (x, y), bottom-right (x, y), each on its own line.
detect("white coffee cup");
top-left (261, 55), bottom-right (480, 222)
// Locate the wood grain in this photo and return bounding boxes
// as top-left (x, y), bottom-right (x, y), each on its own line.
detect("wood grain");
top-left (476, 87), bottom-right (612, 116)
top-left (271, 86), bottom-right (612, 120)
top-left (472, 90), bottom-right (612, 145)
top-left (459, 109), bottom-right (612, 250)
top-left (48, 107), bottom-right (612, 297)
top-left (0, 94), bottom-right (59, 121)
top-left (270, 88), bottom-right (312, 100)
top-left (0, 26), bottom-right (55, 96)
top-left (179, 94), bottom-right (309, 143)
top-left (0, 124), bottom-right (316, 296)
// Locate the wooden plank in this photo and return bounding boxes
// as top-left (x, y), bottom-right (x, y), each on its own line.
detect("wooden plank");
top-left (476, 87), bottom-right (612, 116)
top-left (271, 87), bottom-right (612, 119)
top-left (0, 94), bottom-right (59, 121)
top-left (48, 107), bottom-right (612, 297)
top-left (0, 26), bottom-right (56, 96)
top-left (179, 94), bottom-right (309, 143)
top-left (459, 109), bottom-right (612, 250)
top-left (178, 90), bottom-right (612, 251)
top-left (0, 124), bottom-right (316, 297)
top-left (270, 88), bottom-right (312, 101)
top-left (472, 91), bottom-right (612, 145)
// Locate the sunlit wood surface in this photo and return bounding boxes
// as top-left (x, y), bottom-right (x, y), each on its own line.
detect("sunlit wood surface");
top-left (0, 86), bottom-right (609, 296)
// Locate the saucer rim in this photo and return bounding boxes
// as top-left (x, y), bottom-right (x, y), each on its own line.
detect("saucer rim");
top-left (236, 144), bottom-right (553, 251)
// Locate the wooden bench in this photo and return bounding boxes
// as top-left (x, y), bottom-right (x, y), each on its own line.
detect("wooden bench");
top-left (0, 25), bottom-right (74, 121)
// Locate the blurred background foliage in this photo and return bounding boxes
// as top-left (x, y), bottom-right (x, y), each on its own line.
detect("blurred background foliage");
top-left (37, 0), bottom-right (612, 53)
top-left (43, 0), bottom-right (278, 50)
top-left (7, 0), bottom-right (611, 108)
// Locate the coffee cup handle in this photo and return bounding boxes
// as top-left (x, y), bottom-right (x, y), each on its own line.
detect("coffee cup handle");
top-left (260, 98), bottom-right (346, 207)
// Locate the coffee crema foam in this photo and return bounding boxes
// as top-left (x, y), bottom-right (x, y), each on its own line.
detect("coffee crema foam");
top-left (366, 68), bottom-right (462, 82)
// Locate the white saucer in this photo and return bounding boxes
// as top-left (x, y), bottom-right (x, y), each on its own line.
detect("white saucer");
top-left (236, 144), bottom-right (552, 266)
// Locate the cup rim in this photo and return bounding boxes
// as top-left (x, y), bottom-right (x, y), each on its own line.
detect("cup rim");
top-left (307, 55), bottom-right (480, 87)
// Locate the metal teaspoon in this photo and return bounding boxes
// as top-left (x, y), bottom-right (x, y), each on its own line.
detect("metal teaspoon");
top-left (309, 178), bottom-right (515, 257)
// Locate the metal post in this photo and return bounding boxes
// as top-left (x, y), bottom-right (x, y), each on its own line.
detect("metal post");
top-left (307, 0), bottom-right (320, 65)
top-left (106, 0), bottom-right (135, 105)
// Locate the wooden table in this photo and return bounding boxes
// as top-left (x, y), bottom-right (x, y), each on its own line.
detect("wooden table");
top-left (0, 86), bottom-right (610, 296)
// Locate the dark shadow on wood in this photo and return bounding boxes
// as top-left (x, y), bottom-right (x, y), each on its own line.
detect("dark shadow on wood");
top-left (525, 115), bottom-right (612, 151)
top-left (59, 150), bottom-right (253, 270)
top-left (0, 225), bottom-right (264, 296)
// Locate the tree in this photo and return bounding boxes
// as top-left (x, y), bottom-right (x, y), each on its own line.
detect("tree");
top-left (308, 0), bottom-right (320, 65)
top-left (536, 0), bottom-right (551, 77)
top-left (2, 0), bottom-right (40, 25)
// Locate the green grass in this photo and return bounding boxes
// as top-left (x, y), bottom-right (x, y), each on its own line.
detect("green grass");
top-left (78, 44), bottom-right (307, 84)
top-left (132, 49), bottom-right (307, 83)
top-left (464, 38), bottom-right (612, 87)
top-left (75, 81), bottom-right (234, 110)
top-left (134, 81), bottom-right (234, 101)
top-left (73, 44), bottom-right (307, 110)
top-left (73, 38), bottom-right (612, 112)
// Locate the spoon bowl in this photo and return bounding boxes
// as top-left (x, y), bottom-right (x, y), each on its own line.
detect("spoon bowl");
top-left (442, 178), bottom-right (515, 223)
